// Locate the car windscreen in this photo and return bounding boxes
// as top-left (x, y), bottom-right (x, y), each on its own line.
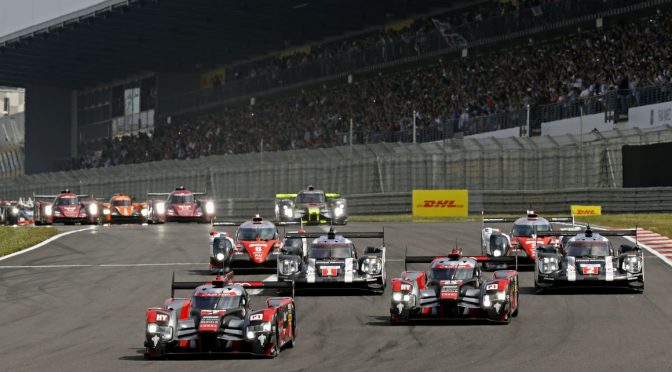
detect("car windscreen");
top-left (112, 199), bottom-right (132, 206)
top-left (56, 197), bottom-right (78, 205)
top-left (430, 267), bottom-right (474, 281)
top-left (511, 223), bottom-right (550, 236)
top-left (237, 227), bottom-right (275, 240)
top-left (169, 194), bottom-right (194, 204)
top-left (566, 242), bottom-right (611, 257)
top-left (191, 295), bottom-right (241, 311)
top-left (309, 245), bottom-right (353, 259)
top-left (297, 192), bottom-right (325, 204)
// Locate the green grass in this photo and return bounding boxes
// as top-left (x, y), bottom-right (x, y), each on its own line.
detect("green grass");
top-left (0, 227), bottom-right (58, 257)
top-left (350, 213), bottom-right (672, 238)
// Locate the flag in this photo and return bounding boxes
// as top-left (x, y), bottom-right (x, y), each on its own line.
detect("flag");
top-left (432, 19), bottom-right (467, 49)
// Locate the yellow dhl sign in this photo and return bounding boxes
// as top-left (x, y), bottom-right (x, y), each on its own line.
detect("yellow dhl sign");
top-left (571, 205), bottom-right (602, 216)
top-left (412, 190), bottom-right (468, 217)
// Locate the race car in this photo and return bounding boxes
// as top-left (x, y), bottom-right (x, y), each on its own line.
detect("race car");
top-left (33, 190), bottom-right (100, 225)
top-left (481, 211), bottom-right (574, 267)
top-left (101, 194), bottom-right (150, 224)
top-left (0, 199), bottom-right (34, 225)
top-left (534, 226), bottom-right (644, 293)
top-left (148, 186), bottom-right (215, 223)
top-left (276, 228), bottom-right (386, 293)
top-left (209, 215), bottom-right (282, 272)
top-left (275, 185), bottom-right (346, 225)
top-left (390, 250), bottom-right (519, 324)
top-left (144, 272), bottom-right (296, 359)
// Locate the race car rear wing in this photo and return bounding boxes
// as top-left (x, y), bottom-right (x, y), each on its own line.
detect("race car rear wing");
top-left (34, 194), bottom-right (89, 199)
top-left (284, 229), bottom-right (384, 245)
top-left (212, 221), bottom-right (240, 227)
top-left (536, 229), bottom-right (637, 237)
top-left (171, 272), bottom-right (294, 297)
top-left (405, 255), bottom-right (518, 264)
top-left (482, 216), bottom-right (575, 224)
top-left (147, 192), bottom-right (171, 197)
top-left (275, 193), bottom-right (297, 199)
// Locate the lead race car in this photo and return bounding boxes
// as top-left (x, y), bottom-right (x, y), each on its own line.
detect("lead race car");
top-left (276, 228), bottom-right (386, 293)
top-left (144, 272), bottom-right (296, 359)
top-left (534, 226), bottom-right (644, 293)
top-left (390, 249), bottom-right (519, 324)
top-left (481, 211), bottom-right (574, 267)
top-left (275, 185), bottom-right (347, 225)
top-left (33, 190), bottom-right (100, 225)
top-left (148, 186), bottom-right (215, 223)
top-left (209, 215), bottom-right (283, 272)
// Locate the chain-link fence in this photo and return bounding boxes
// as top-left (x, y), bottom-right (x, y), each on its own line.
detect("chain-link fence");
top-left (1, 126), bottom-right (671, 203)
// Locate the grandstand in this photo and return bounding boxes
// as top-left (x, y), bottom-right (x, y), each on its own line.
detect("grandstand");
top-left (0, 0), bottom-right (671, 183)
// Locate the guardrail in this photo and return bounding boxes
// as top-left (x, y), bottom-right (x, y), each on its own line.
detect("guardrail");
top-left (216, 188), bottom-right (672, 218)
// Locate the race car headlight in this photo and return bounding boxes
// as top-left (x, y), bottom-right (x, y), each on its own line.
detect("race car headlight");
top-left (215, 252), bottom-right (225, 261)
top-left (483, 295), bottom-right (492, 308)
top-left (334, 206), bottom-right (344, 217)
top-left (247, 322), bottom-right (272, 335)
top-left (492, 249), bottom-right (502, 257)
top-left (496, 291), bottom-right (506, 301)
top-left (44, 205), bottom-right (52, 216)
top-left (283, 206), bottom-right (293, 218)
top-left (11, 207), bottom-right (18, 215)
top-left (140, 208), bottom-right (148, 217)
top-left (103, 208), bottom-right (111, 215)
top-left (147, 323), bottom-right (158, 334)
top-left (88, 204), bottom-right (98, 215)
top-left (155, 202), bottom-right (165, 215)
top-left (622, 256), bottom-right (641, 273)
top-left (539, 257), bottom-right (558, 273)
top-left (205, 201), bottom-right (215, 215)
top-left (279, 259), bottom-right (299, 275)
top-left (362, 257), bottom-right (382, 275)
top-left (392, 292), bottom-right (402, 302)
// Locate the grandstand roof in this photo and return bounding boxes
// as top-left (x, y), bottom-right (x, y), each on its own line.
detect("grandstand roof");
top-left (0, 0), bottom-right (445, 89)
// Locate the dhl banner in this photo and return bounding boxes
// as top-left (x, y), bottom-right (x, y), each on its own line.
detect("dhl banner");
top-left (412, 190), bottom-right (468, 217)
top-left (571, 205), bottom-right (602, 216)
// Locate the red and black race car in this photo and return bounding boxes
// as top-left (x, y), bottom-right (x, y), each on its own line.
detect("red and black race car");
top-left (211, 215), bottom-right (283, 271)
top-left (481, 211), bottom-right (574, 267)
top-left (148, 186), bottom-right (215, 223)
top-left (144, 272), bottom-right (295, 359)
top-left (390, 249), bottom-right (519, 324)
top-left (33, 190), bottom-right (100, 225)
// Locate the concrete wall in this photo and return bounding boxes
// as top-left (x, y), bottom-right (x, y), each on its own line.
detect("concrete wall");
top-left (541, 112), bottom-right (613, 136)
top-left (24, 85), bottom-right (75, 174)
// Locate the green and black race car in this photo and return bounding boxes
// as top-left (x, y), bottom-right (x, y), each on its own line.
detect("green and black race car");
top-left (274, 185), bottom-right (346, 225)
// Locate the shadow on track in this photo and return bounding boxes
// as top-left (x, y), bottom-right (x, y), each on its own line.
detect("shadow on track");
top-left (366, 316), bottom-right (506, 327)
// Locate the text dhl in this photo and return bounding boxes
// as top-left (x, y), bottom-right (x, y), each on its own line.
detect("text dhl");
top-left (418, 200), bottom-right (464, 208)
top-left (574, 209), bottom-right (598, 215)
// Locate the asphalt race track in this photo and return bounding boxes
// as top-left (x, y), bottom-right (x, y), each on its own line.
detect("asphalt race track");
top-left (1, 222), bottom-right (671, 371)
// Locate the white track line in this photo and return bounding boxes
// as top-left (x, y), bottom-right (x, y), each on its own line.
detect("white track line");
top-left (0, 262), bottom-right (208, 269)
top-left (0, 227), bottom-right (94, 262)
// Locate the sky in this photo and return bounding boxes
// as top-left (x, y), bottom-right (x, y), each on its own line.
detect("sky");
top-left (0, 0), bottom-right (107, 37)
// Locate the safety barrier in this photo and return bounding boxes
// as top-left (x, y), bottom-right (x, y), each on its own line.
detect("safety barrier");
top-left (217, 187), bottom-right (672, 218)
